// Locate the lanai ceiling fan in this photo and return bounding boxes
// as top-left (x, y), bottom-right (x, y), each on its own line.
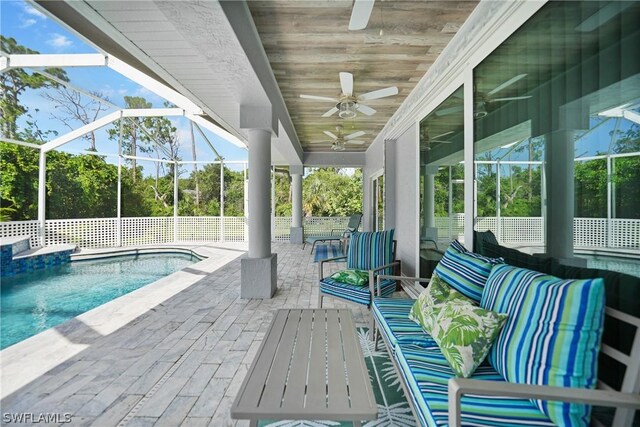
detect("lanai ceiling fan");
top-left (349, 0), bottom-right (375, 31)
top-left (309, 125), bottom-right (366, 151)
top-left (300, 72), bottom-right (398, 119)
top-left (421, 130), bottom-right (454, 150)
top-left (436, 74), bottom-right (531, 119)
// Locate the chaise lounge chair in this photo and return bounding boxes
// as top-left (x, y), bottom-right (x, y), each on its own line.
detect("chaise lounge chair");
top-left (303, 213), bottom-right (362, 253)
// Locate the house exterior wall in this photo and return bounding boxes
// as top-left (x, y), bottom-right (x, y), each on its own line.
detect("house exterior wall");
top-left (392, 125), bottom-right (419, 277)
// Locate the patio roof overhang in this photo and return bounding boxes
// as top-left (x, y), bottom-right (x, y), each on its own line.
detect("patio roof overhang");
top-left (35, 0), bottom-right (304, 166)
top-left (33, 0), bottom-right (479, 168)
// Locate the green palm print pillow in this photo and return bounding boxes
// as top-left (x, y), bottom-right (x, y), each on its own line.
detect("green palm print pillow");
top-left (409, 273), bottom-right (468, 331)
top-left (409, 274), bottom-right (507, 377)
top-left (329, 269), bottom-right (369, 286)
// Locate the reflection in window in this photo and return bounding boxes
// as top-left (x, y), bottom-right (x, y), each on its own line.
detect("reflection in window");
top-left (473, 1), bottom-right (639, 273)
top-left (419, 86), bottom-right (464, 279)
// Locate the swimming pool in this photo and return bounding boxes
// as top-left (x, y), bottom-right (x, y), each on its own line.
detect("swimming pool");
top-left (0, 253), bottom-right (198, 349)
top-left (579, 254), bottom-right (640, 278)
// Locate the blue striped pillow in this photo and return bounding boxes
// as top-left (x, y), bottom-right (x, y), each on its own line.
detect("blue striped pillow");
top-left (481, 264), bottom-right (605, 426)
top-left (433, 241), bottom-right (503, 302)
top-left (347, 230), bottom-right (394, 273)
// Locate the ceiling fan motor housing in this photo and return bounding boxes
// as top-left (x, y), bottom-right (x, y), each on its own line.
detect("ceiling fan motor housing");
top-left (338, 98), bottom-right (357, 119)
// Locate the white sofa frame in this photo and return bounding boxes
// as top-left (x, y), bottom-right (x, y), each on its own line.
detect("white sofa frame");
top-left (374, 275), bottom-right (640, 427)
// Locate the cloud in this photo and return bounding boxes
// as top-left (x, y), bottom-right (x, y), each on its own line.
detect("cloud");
top-left (19, 18), bottom-right (37, 28)
top-left (23, 4), bottom-right (46, 19)
top-left (46, 33), bottom-right (73, 50)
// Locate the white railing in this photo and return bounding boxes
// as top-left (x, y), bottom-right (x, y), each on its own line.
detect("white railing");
top-left (1, 216), bottom-right (638, 252)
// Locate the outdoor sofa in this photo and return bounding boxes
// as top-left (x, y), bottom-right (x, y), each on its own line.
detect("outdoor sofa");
top-left (372, 239), bottom-right (640, 427)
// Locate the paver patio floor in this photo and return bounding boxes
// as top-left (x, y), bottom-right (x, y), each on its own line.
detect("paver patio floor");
top-left (1, 242), bottom-right (374, 426)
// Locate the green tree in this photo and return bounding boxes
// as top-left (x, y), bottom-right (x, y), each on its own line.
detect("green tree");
top-left (0, 36), bottom-right (67, 138)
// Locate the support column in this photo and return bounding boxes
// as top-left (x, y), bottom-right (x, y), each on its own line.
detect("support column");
top-left (290, 165), bottom-right (304, 244)
top-left (240, 105), bottom-right (278, 299)
top-left (173, 161), bottom-right (179, 242)
top-left (220, 158), bottom-right (225, 242)
top-left (37, 149), bottom-right (46, 247)
top-left (423, 165), bottom-right (438, 243)
top-left (545, 130), bottom-right (583, 265)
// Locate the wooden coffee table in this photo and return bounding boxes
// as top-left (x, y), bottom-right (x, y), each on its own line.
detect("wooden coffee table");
top-left (231, 309), bottom-right (377, 426)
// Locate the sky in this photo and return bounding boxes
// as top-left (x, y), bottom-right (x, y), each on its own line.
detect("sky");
top-left (1, 0), bottom-right (248, 174)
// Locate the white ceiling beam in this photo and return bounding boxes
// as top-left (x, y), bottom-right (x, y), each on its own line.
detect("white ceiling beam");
top-left (0, 137), bottom-right (42, 150)
top-left (121, 108), bottom-right (185, 118)
top-left (7, 53), bottom-right (107, 68)
top-left (42, 110), bottom-right (122, 153)
top-left (107, 56), bottom-right (202, 115)
top-left (187, 113), bottom-right (246, 149)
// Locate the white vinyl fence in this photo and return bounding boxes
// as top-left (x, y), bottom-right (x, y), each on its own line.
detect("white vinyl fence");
top-left (1, 216), bottom-right (638, 251)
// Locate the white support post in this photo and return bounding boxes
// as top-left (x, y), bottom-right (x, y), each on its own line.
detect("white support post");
top-left (290, 165), bottom-right (304, 244)
top-left (607, 155), bottom-right (613, 249)
top-left (463, 66), bottom-right (475, 250)
top-left (240, 103), bottom-right (278, 299)
top-left (173, 161), bottom-right (178, 243)
top-left (37, 149), bottom-right (46, 247)
top-left (448, 166), bottom-right (454, 240)
top-left (271, 166), bottom-right (276, 242)
top-left (220, 159), bottom-right (225, 242)
top-left (496, 161), bottom-right (502, 242)
top-left (243, 162), bottom-right (248, 241)
top-left (117, 120), bottom-right (123, 247)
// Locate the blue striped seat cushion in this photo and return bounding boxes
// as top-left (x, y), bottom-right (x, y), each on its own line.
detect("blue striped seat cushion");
top-left (347, 230), bottom-right (395, 274)
top-left (434, 240), bottom-right (503, 302)
top-left (320, 277), bottom-right (396, 306)
top-left (372, 298), bottom-right (437, 350)
top-left (394, 342), bottom-right (555, 427)
top-left (481, 264), bottom-right (605, 426)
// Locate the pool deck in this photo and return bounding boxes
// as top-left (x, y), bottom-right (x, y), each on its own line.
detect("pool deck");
top-left (0, 242), bottom-right (370, 426)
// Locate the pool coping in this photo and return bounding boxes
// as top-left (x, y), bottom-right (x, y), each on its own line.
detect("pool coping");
top-left (0, 242), bottom-right (247, 399)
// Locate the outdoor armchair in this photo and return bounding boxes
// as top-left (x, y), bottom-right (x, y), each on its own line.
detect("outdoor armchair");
top-left (318, 229), bottom-right (399, 313)
top-left (303, 213), bottom-right (362, 253)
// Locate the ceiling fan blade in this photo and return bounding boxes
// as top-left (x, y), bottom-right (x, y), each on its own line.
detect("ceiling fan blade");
top-left (359, 86), bottom-right (398, 101)
top-left (348, 0), bottom-right (375, 30)
top-left (432, 139), bottom-right (453, 144)
top-left (432, 131), bottom-right (454, 139)
top-left (490, 96), bottom-right (532, 102)
top-left (323, 131), bottom-right (338, 140)
top-left (356, 104), bottom-right (376, 116)
top-left (346, 140), bottom-right (365, 145)
top-left (487, 73), bottom-right (527, 96)
top-left (321, 107), bottom-right (339, 117)
top-left (339, 72), bottom-right (354, 96)
top-left (300, 94), bottom-right (338, 102)
top-left (434, 105), bottom-right (463, 116)
top-left (309, 140), bottom-right (331, 144)
top-left (345, 130), bottom-right (365, 140)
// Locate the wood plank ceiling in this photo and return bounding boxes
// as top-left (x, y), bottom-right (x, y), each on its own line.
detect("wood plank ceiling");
top-left (248, 1), bottom-right (478, 152)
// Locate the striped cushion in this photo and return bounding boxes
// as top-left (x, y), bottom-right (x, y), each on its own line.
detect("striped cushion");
top-left (347, 230), bottom-right (395, 274)
top-left (434, 240), bottom-right (503, 302)
top-left (372, 298), bottom-right (437, 350)
top-left (481, 264), bottom-right (605, 426)
top-left (320, 277), bottom-right (396, 306)
top-left (394, 342), bottom-right (554, 427)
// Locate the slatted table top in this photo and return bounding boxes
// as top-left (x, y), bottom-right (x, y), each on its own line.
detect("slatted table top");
top-left (231, 309), bottom-right (377, 426)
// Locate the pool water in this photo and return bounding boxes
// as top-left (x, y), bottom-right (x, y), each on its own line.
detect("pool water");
top-left (0, 253), bottom-right (197, 349)
top-left (580, 255), bottom-right (640, 278)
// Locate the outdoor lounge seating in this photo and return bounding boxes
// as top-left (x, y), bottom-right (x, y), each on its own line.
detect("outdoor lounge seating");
top-left (304, 213), bottom-right (362, 253)
top-left (318, 229), bottom-right (399, 310)
top-left (371, 241), bottom-right (640, 427)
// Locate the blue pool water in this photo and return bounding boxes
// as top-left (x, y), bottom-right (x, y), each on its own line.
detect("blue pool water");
top-left (0, 253), bottom-right (197, 349)
top-left (580, 255), bottom-right (640, 278)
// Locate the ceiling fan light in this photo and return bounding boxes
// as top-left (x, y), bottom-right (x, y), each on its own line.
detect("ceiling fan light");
top-left (338, 101), bottom-right (357, 119)
top-left (474, 102), bottom-right (488, 119)
top-left (333, 141), bottom-right (346, 151)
